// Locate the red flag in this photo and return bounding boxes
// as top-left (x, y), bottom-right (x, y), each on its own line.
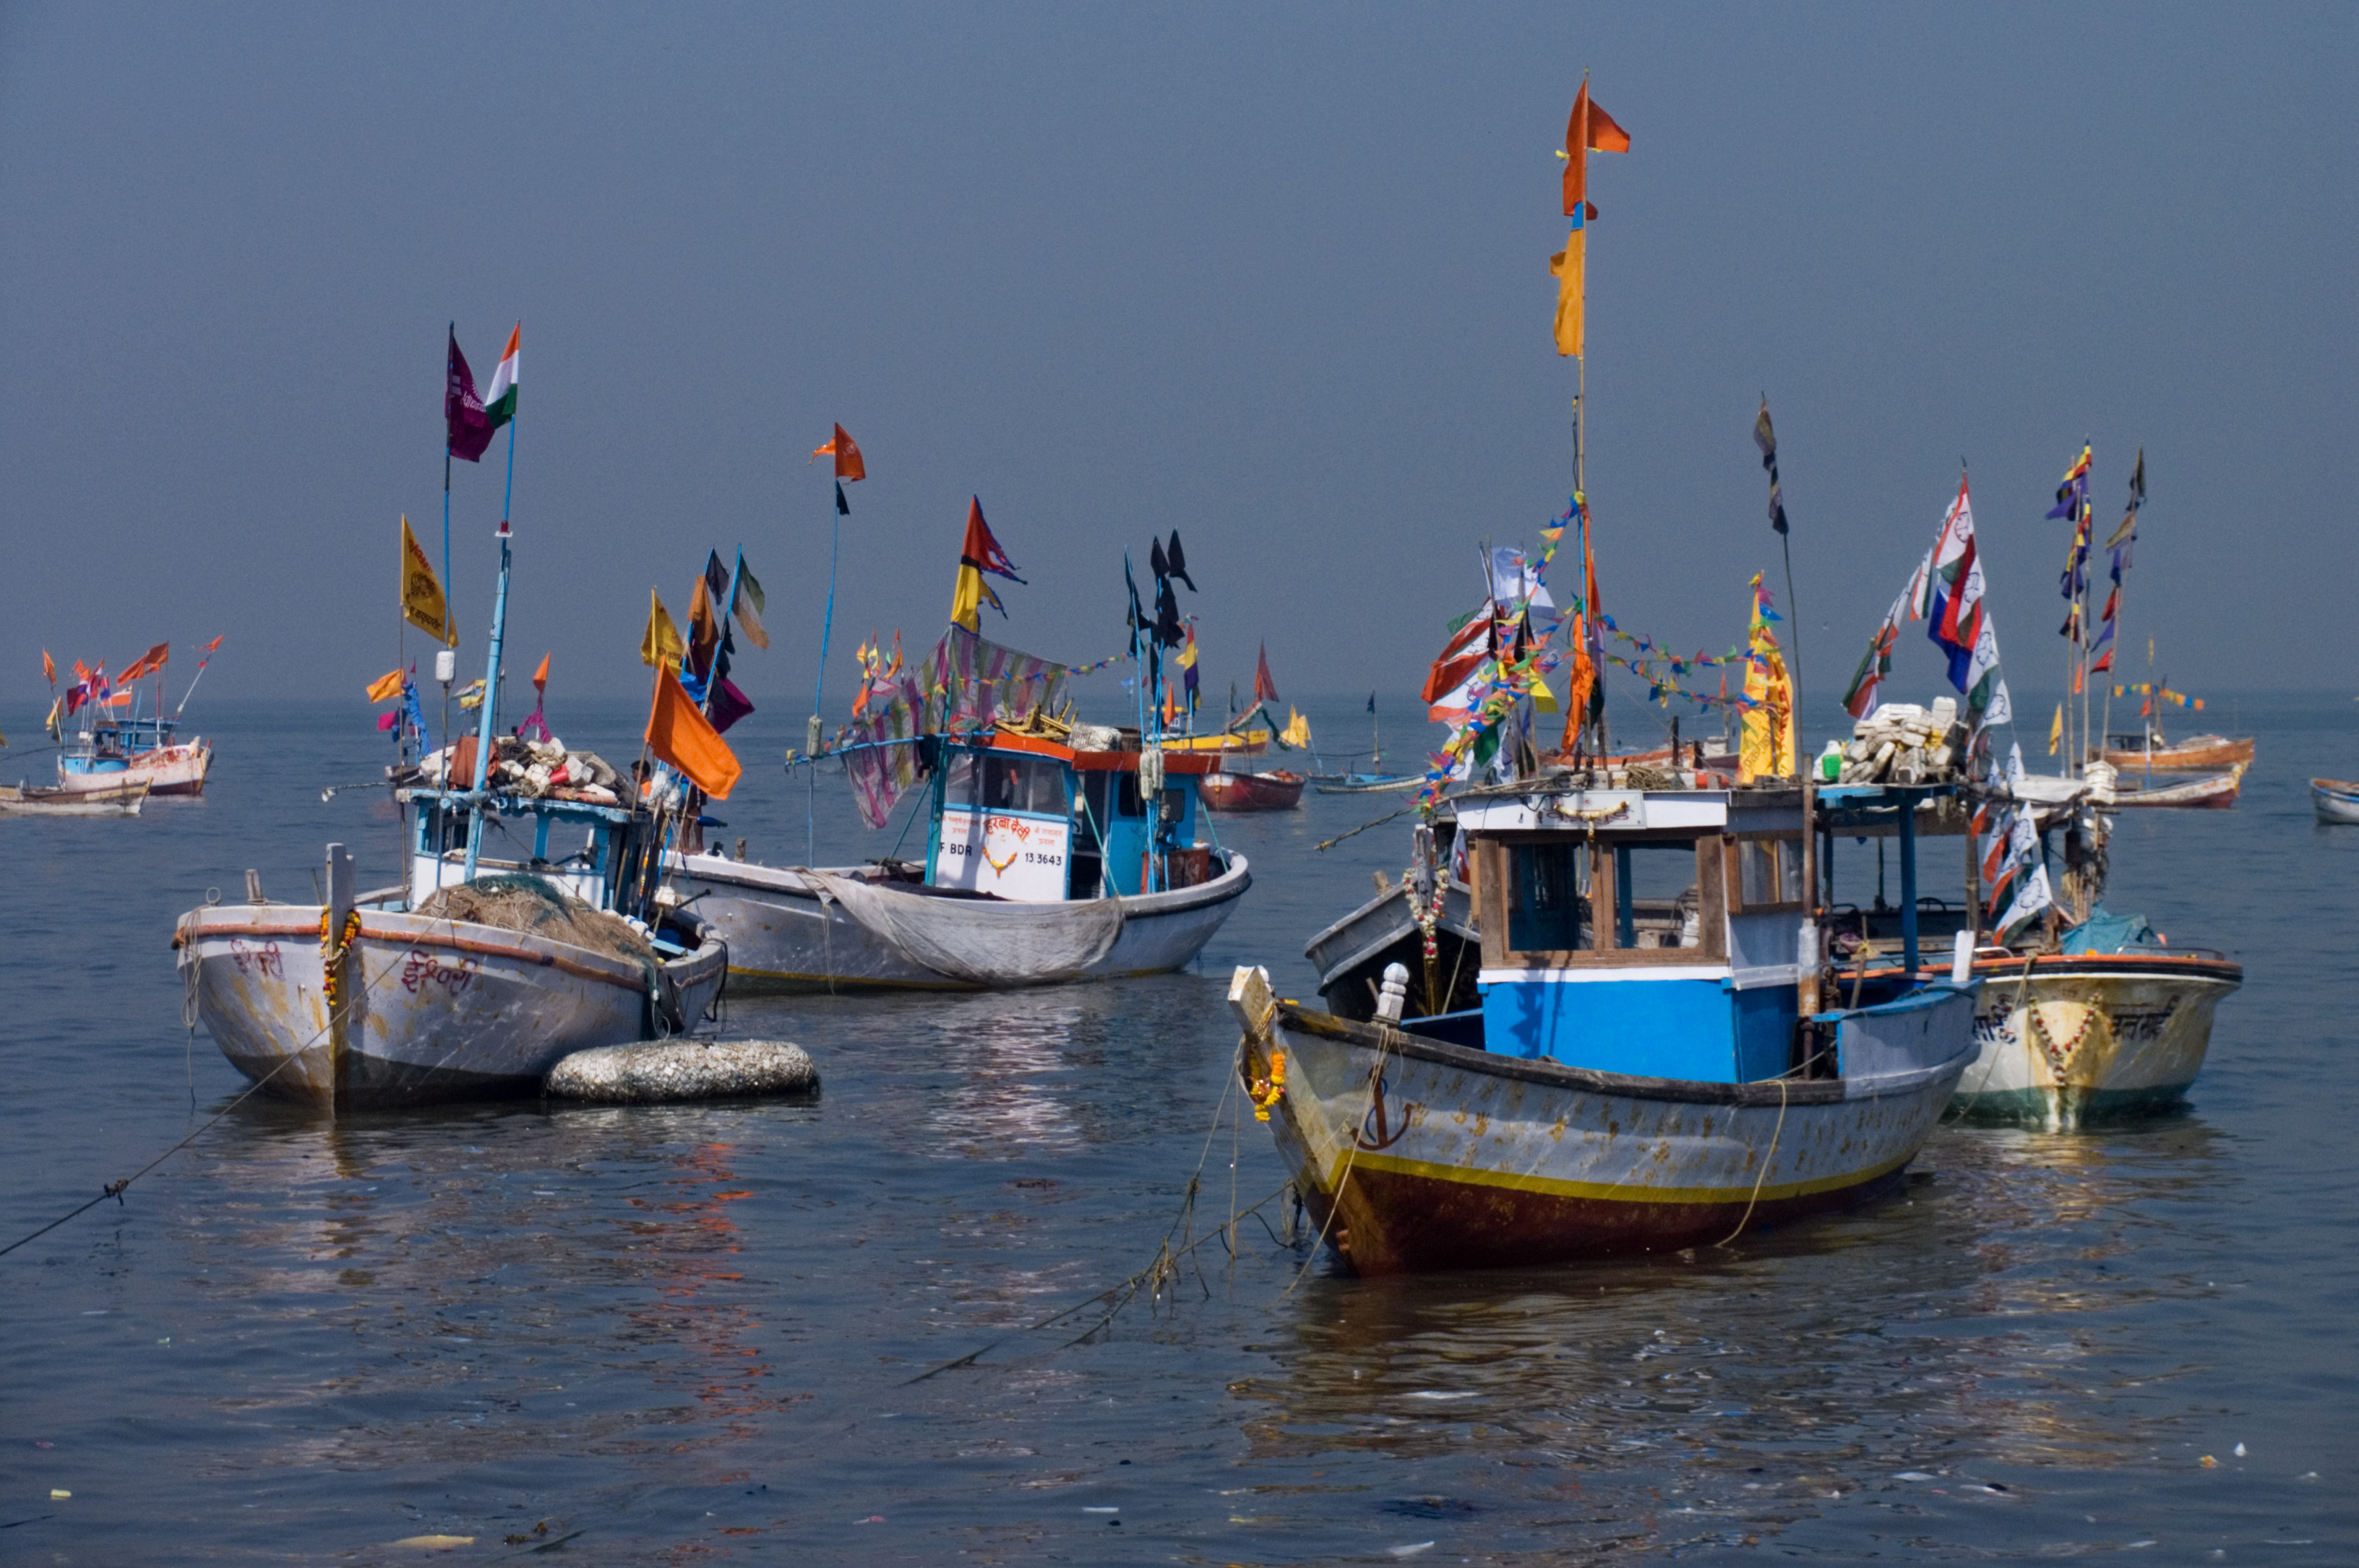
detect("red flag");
top-left (812, 423), bottom-right (867, 482)
top-left (199, 635), bottom-right (223, 655)
top-left (1422, 613), bottom-right (1492, 705)
top-left (446, 328), bottom-right (494, 462)
top-left (1562, 82), bottom-right (1631, 217)
top-left (1254, 643), bottom-right (1281, 705)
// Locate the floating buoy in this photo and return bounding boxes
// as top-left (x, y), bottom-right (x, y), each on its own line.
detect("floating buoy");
top-left (545, 1039), bottom-right (820, 1103)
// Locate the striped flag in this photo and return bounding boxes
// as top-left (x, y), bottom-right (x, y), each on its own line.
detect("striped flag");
top-left (484, 324), bottom-right (520, 431)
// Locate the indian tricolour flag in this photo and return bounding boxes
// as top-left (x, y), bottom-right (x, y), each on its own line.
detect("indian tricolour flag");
top-left (484, 324), bottom-right (520, 429)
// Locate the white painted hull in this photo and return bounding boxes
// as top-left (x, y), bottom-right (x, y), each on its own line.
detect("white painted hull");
top-left (669, 850), bottom-right (1250, 992)
top-left (2311, 779), bottom-right (2359, 824)
top-left (58, 741), bottom-right (211, 796)
top-left (173, 903), bottom-right (727, 1111)
top-left (1952, 955), bottom-right (2240, 1127)
top-left (1233, 982), bottom-right (1975, 1274)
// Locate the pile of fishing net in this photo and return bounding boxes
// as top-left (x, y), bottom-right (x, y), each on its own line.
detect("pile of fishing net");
top-left (411, 874), bottom-right (656, 967)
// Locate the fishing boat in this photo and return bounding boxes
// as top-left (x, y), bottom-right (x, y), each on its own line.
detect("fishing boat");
top-left (2107, 764), bottom-right (2243, 809)
top-left (671, 715), bottom-right (1249, 992)
top-left (173, 374), bottom-right (726, 1113)
top-left (1315, 772), bottom-right (1423, 795)
top-left (0, 777), bottom-right (150, 817)
top-left (2098, 728), bottom-right (2253, 776)
top-left (1198, 765), bottom-right (1305, 812)
top-left (1304, 820), bottom-right (1479, 1020)
top-left (1232, 778), bottom-right (1977, 1275)
top-left (47, 639), bottom-right (222, 796)
top-left (2311, 777), bottom-right (2359, 824)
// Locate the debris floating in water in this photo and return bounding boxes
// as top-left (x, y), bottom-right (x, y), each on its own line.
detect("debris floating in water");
top-left (545, 1039), bottom-right (819, 1103)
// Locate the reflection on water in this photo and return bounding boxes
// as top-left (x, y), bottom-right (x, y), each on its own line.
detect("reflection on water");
top-left (927, 991), bottom-right (1089, 1159)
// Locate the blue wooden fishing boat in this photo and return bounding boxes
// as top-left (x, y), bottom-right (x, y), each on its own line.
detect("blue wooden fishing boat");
top-left (1232, 780), bottom-right (1977, 1274)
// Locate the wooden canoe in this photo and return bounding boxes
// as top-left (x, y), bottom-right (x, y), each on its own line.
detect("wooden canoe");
top-left (2312, 777), bottom-right (2359, 824)
top-left (2100, 734), bottom-right (2254, 774)
top-left (0, 777), bottom-right (150, 816)
top-left (2109, 765), bottom-right (2243, 809)
top-left (1198, 768), bottom-right (1305, 812)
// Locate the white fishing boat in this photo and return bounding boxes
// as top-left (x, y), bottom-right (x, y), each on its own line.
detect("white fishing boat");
top-left (1232, 780), bottom-right (1977, 1274)
top-left (0, 777), bottom-right (150, 817)
top-left (672, 723), bottom-right (1249, 992)
top-left (50, 639), bottom-right (223, 796)
top-left (173, 479), bottom-right (726, 1112)
top-left (2313, 777), bottom-right (2359, 824)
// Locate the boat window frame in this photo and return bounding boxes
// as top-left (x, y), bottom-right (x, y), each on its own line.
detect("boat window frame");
top-left (1476, 830), bottom-right (1727, 970)
top-left (1722, 829), bottom-right (1805, 915)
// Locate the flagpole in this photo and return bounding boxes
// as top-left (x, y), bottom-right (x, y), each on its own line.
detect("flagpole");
top-left (809, 498), bottom-right (841, 866)
top-left (444, 322), bottom-right (455, 673)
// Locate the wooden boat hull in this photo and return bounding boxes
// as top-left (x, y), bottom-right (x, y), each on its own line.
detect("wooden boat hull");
top-left (1315, 774), bottom-right (1422, 795)
top-left (1951, 953), bottom-right (2241, 1127)
top-left (2311, 778), bottom-right (2359, 824)
top-left (2109, 765), bottom-right (2243, 809)
top-left (0, 778), bottom-right (150, 816)
top-left (1304, 879), bottom-right (1479, 1020)
top-left (1232, 985), bottom-right (1975, 1275)
top-left (173, 903), bottom-right (727, 1111)
top-left (669, 850), bottom-right (1250, 993)
top-left (2100, 736), bottom-right (2253, 774)
top-left (57, 741), bottom-right (211, 796)
top-left (1199, 769), bottom-right (1305, 812)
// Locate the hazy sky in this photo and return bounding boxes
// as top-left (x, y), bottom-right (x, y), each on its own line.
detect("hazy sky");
top-left (4, 4), bottom-right (2350, 737)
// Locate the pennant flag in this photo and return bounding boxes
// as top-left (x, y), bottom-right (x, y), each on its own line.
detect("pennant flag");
top-left (812, 423), bottom-right (866, 482)
top-left (483, 324), bottom-right (520, 431)
top-left (41, 649), bottom-right (54, 686)
top-left (44, 696), bottom-right (61, 739)
top-left (1153, 574), bottom-right (1183, 648)
top-left (2049, 703), bottom-right (2063, 754)
top-left (400, 514), bottom-right (456, 645)
top-left (1842, 580), bottom-right (1909, 719)
top-left (835, 481), bottom-right (850, 517)
top-left (1124, 555), bottom-right (1147, 655)
top-left (1560, 81), bottom-right (1631, 217)
top-left (640, 588), bottom-right (687, 669)
top-left (1531, 673), bottom-right (1559, 714)
top-left (1179, 624), bottom-right (1199, 709)
top-left (646, 667), bottom-right (742, 800)
top-left (199, 634), bottom-right (223, 655)
top-left (1149, 537), bottom-right (1170, 582)
top-left (531, 652), bottom-right (550, 694)
top-left (366, 667), bottom-right (406, 704)
top-left (2106, 447), bottom-right (2145, 548)
top-left (1738, 575), bottom-right (1796, 782)
top-left (377, 710), bottom-right (400, 733)
top-left (2045, 444), bottom-right (2092, 521)
top-left (121, 643), bottom-right (169, 682)
top-left (1422, 608), bottom-right (1494, 717)
top-left (446, 327), bottom-right (494, 462)
top-left (1753, 400), bottom-right (1789, 535)
top-left (733, 554), bottom-right (769, 650)
top-left (1281, 707), bottom-right (1311, 749)
top-left (707, 674), bottom-right (756, 736)
top-left (1549, 227), bottom-right (1585, 358)
top-left (1255, 643), bottom-right (1281, 705)
top-left (702, 550), bottom-right (731, 611)
top-left (1924, 476), bottom-right (1987, 692)
top-left (1166, 532), bottom-right (1197, 592)
top-left (686, 576), bottom-right (720, 679)
top-left (950, 498), bottom-right (1022, 632)
top-left (457, 678), bottom-right (486, 710)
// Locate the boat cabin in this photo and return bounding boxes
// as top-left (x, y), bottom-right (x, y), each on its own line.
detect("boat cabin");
top-left (398, 786), bottom-right (656, 918)
top-left (1443, 782), bottom-right (1952, 1084)
top-left (924, 731), bottom-right (1220, 902)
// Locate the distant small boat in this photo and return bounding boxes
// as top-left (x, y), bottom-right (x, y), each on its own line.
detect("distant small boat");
top-left (1315, 772), bottom-right (1422, 795)
top-left (2312, 777), bottom-right (2359, 824)
top-left (1198, 767), bottom-right (1305, 812)
top-left (0, 777), bottom-right (150, 817)
top-left (2109, 764), bottom-right (2243, 810)
top-left (2099, 732), bottom-right (2254, 775)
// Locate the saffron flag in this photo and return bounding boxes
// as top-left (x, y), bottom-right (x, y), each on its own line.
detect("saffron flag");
top-left (1255, 643), bottom-right (1281, 705)
top-left (1561, 81), bottom-right (1631, 217)
top-left (121, 644), bottom-right (168, 682)
top-left (1738, 576), bottom-right (1796, 782)
top-left (42, 650), bottom-right (55, 686)
top-left (640, 588), bottom-right (687, 669)
top-left (531, 652), bottom-right (550, 693)
top-left (645, 667), bottom-right (742, 800)
top-left (950, 498), bottom-right (1023, 632)
top-left (1549, 227), bottom-right (1585, 357)
top-left (483, 324), bottom-right (520, 431)
top-left (400, 515), bottom-right (456, 645)
top-left (686, 576), bottom-right (720, 679)
top-left (732, 553), bottom-right (769, 650)
top-left (366, 668), bottom-right (405, 704)
top-left (446, 328), bottom-right (494, 462)
top-left (812, 423), bottom-right (866, 482)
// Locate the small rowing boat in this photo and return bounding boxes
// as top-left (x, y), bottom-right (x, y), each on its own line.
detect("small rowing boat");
top-left (0, 777), bottom-right (150, 817)
top-left (2107, 764), bottom-right (2243, 809)
top-left (1315, 772), bottom-right (1422, 795)
top-left (2312, 777), bottom-right (2359, 824)
top-left (1198, 767), bottom-right (1305, 812)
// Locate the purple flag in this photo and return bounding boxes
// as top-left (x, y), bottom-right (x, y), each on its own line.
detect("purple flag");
top-left (708, 675), bottom-right (755, 736)
top-left (447, 329), bottom-right (493, 462)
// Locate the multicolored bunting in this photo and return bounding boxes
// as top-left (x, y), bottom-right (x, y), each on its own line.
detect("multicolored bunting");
top-left (2113, 682), bottom-right (2204, 711)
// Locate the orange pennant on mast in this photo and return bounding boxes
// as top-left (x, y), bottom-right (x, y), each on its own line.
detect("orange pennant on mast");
top-left (812, 423), bottom-right (866, 483)
top-left (1561, 80), bottom-right (1630, 217)
top-left (532, 652), bottom-right (551, 693)
top-left (646, 667), bottom-right (742, 800)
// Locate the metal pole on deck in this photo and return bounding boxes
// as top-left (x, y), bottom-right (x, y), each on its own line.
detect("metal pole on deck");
top-left (1897, 789), bottom-right (1920, 979)
top-left (461, 521), bottom-right (515, 882)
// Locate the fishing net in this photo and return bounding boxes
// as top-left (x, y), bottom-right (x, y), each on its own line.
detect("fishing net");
top-left (411, 874), bottom-right (656, 968)
top-left (811, 872), bottom-right (1123, 987)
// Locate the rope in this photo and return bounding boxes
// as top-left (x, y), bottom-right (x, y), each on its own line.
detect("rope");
top-left (1279, 1017), bottom-right (1398, 1296)
top-left (1714, 1072), bottom-right (1789, 1247)
top-left (1315, 801), bottom-right (1418, 853)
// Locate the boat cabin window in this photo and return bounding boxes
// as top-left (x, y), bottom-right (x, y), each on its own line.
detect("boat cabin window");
top-left (1724, 832), bottom-right (1804, 914)
top-left (945, 751), bottom-right (1070, 817)
top-left (1479, 831), bottom-right (1727, 968)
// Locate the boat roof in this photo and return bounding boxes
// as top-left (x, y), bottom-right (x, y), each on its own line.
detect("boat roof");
top-left (395, 786), bottom-right (642, 826)
top-left (1453, 779), bottom-right (1958, 837)
top-left (950, 729), bottom-right (1219, 775)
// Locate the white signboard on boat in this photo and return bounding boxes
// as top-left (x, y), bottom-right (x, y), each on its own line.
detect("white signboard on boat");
top-left (934, 809), bottom-right (1070, 902)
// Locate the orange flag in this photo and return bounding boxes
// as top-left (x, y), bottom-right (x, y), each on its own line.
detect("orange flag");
top-left (366, 668), bottom-right (405, 703)
top-left (532, 652), bottom-right (551, 693)
top-left (812, 423), bottom-right (866, 482)
top-left (42, 649), bottom-right (55, 685)
top-left (646, 667), bottom-right (742, 800)
top-left (1561, 81), bottom-right (1630, 217)
top-left (121, 642), bottom-right (168, 682)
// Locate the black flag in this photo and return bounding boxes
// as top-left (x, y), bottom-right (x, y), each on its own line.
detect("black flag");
top-left (1753, 400), bottom-right (1788, 536)
top-left (1148, 537), bottom-right (1170, 582)
top-left (1166, 530), bottom-right (1197, 591)
top-left (1125, 555), bottom-right (1146, 655)
top-left (1154, 575), bottom-right (1183, 647)
top-left (835, 481), bottom-right (850, 517)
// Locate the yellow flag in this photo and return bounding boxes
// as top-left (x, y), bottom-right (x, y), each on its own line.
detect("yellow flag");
top-left (1281, 707), bottom-right (1311, 748)
top-left (365, 667), bottom-right (405, 704)
top-left (640, 588), bottom-right (687, 670)
top-left (1529, 673), bottom-right (1559, 715)
top-left (399, 516), bottom-right (456, 646)
top-left (2048, 702), bottom-right (2063, 755)
top-left (1548, 228), bottom-right (1585, 357)
top-left (1738, 648), bottom-right (1796, 783)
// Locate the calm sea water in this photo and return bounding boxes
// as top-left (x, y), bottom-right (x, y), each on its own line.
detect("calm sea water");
top-left (2, 693), bottom-right (2352, 1564)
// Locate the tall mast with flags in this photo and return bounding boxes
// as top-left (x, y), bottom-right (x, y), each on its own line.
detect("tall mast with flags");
top-left (1550, 74), bottom-right (1628, 760)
